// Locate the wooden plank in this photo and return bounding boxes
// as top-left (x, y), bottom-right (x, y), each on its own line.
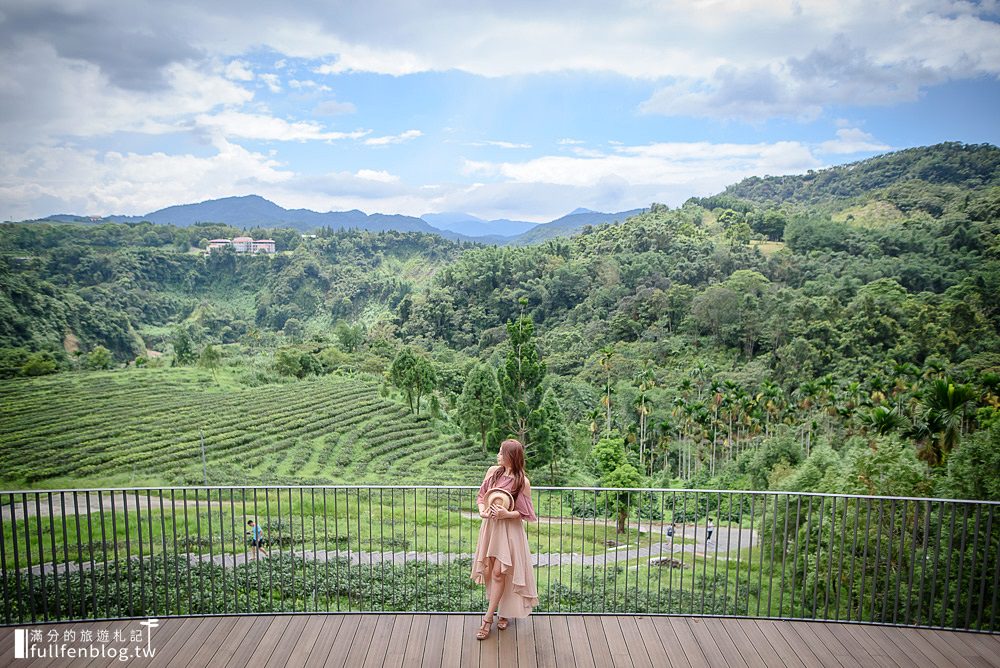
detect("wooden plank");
top-left (422, 615), bottom-right (448, 668)
top-left (600, 616), bottom-right (633, 667)
top-left (767, 620), bottom-right (833, 668)
top-left (664, 617), bottom-right (710, 668)
top-left (862, 625), bottom-right (932, 668)
top-left (717, 618), bottom-right (772, 668)
top-left (265, 614), bottom-right (310, 668)
top-left (120, 617), bottom-right (189, 668)
top-left (880, 625), bottom-right (974, 668)
top-left (216, 616), bottom-right (274, 668)
top-left (186, 616), bottom-right (240, 667)
top-left (583, 616), bottom-right (616, 668)
top-left (0, 627), bottom-right (14, 658)
top-left (459, 615), bottom-right (481, 668)
top-left (442, 615), bottom-right (465, 668)
top-left (792, 622), bottom-right (858, 668)
top-left (748, 620), bottom-right (805, 668)
top-left (684, 618), bottom-right (734, 668)
top-left (532, 616), bottom-right (556, 668)
top-left (498, 617), bottom-right (518, 668)
top-left (927, 629), bottom-right (1000, 668)
top-left (360, 614), bottom-right (396, 668)
top-left (479, 614), bottom-right (499, 668)
top-left (515, 616), bottom-right (539, 668)
top-left (618, 617), bottom-right (654, 668)
top-left (234, 614), bottom-right (291, 668)
top-left (827, 624), bottom-right (900, 668)
top-left (903, 628), bottom-right (978, 668)
top-left (144, 617), bottom-right (206, 668)
top-left (302, 616), bottom-right (345, 667)
top-left (955, 632), bottom-right (1000, 667)
top-left (925, 629), bottom-right (985, 665)
top-left (383, 615), bottom-right (414, 667)
top-left (546, 616), bottom-right (570, 667)
top-left (565, 616), bottom-right (597, 668)
top-left (826, 624), bottom-right (898, 668)
top-left (634, 617), bottom-right (673, 668)
top-left (282, 615), bottom-right (329, 668)
top-left (341, 615), bottom-right (378, 668)
top-left (400, 614), bottom-right (429, 668)
top-left (866, 625), bottom-right (938, 668)
top-left (323, 615), bottom-right (361, 668)
top-left (137, 617), bottom-right (205, 667)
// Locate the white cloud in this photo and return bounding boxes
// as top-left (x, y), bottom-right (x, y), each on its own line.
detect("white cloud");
top-left (314, 44), bottom-right (431, 76)
top-left (355, 169), bottom-right (399, 183)
top-left (558, 138), bottom-right (585, 145)
top-left (289, 79), bottom-right (331, 91)
top-left (468, 140), bottom-right (532, 149)
top-left (313, 99), bottom-right (357, 116)
top-left (224, 59), bottom-right (254, 81)
top-left (194, 111), bottom-right (368, 141)
top-left (0, 39), bottom-right (253, 147)
top-left (364, 129), bottom-right (423, 146)
top-left (259, 73), bottom-right (282, 93)
top-left (463, 140), bottom-right (820, 190)
top-left (819, 128), bottom-right (891, 154)
top-left (0, 139), bottom-right (293, 220)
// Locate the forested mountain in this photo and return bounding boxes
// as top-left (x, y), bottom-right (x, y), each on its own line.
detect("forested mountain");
top-left (38, 195), bottom-right (637, 245)
top-left (2, 142), bottom-right (998, 500)
top-left (509, 208), bottom-right (646, 245)
top-left (715, 142), bottom-right (1000, 207)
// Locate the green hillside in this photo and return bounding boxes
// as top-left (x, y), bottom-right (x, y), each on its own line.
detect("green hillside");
top-left (0, 368), bottom-right (490, 487)
top-left (719, 142), bottom-right (1000, 205)
top-left (1, 142), bottom-right (998, 504)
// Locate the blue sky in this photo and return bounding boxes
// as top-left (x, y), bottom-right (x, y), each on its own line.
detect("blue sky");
top-left (1, 1), bottom-right (999, 222)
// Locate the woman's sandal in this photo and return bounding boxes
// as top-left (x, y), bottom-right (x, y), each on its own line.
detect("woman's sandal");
top-left (497, 617), bottom-right (509, 631)
top-left (476, 614), bottom-right (494, 640)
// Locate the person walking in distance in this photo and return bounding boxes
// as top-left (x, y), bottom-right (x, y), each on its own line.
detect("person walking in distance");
top-left (246, 519), bottom-right (268, 560)
top-left (706, 517), bottom-right (714, 543)
top-left (471, 439), bottom-right (539, 640)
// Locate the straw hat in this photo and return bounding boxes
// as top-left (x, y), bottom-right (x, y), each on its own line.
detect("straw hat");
top-left (485, 487), bottom-right (514, 511)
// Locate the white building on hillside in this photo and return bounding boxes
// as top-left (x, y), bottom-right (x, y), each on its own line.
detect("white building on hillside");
top-left (205, 237), bottom-right (276, 255)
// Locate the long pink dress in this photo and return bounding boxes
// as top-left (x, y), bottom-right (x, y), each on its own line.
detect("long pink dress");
top-left (471, 466), bottom-right (540, 618)
top-left (472, 466), bottom-right (538, 618)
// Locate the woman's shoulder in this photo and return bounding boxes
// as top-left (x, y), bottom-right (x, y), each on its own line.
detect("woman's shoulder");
top-left (484, 465), bottom-right (501, 476)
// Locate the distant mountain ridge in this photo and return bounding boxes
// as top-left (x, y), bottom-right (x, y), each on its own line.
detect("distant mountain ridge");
top-left (40, 196), bottom-right (642, 245)
top-left (420, 212), bottom-right (538, 237)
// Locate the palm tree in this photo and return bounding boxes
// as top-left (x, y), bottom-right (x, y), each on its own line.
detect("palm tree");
top-left (757, 381), bottom-right (783, 437)
top-left (920, 378), bottom-right (977, 465)
top-left (586, 408), bottom-right (602, 447)
top-left (980, 372), bottom-right (1000, 409)
top-left (599, 345), bottom-right (616, 434)
top-left (858, 406), bottom-right (908, 436)
top-left (868, 375), bottom-right (889, 405)
top-left (633, 363), bottom-right (656, 472)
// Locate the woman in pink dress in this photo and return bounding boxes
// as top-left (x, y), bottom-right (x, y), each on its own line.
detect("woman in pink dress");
top-left (471, 438), bottom-right (539, 640)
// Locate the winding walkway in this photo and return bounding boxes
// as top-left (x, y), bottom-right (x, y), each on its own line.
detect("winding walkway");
top-left (13, 521), bottom-right (755, 576)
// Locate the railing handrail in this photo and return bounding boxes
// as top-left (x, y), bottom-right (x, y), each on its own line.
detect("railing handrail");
top-left (2, 484), bottom-right (996, 632)
top-left (1, 484), bottom-right (998, 506)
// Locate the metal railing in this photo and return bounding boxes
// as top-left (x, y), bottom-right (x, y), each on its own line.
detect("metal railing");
top-left (0, 486), bottom-right (996, 632)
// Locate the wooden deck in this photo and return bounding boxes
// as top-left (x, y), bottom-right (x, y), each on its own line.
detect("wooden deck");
top-left (2, 614), bottom-right (998, 667)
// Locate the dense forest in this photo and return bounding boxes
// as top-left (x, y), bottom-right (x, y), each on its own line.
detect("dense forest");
top-left (2, 142), bottom-right (999, 503)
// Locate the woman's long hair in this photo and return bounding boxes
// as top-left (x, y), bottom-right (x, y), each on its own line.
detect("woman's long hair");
top-left (494, 438), bottom-right (526, 497)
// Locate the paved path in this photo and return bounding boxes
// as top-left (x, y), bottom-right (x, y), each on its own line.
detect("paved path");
top-left (13, 523), bottom-right (756, 576)
top-left (0, 492), bottom-right (217, 522)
